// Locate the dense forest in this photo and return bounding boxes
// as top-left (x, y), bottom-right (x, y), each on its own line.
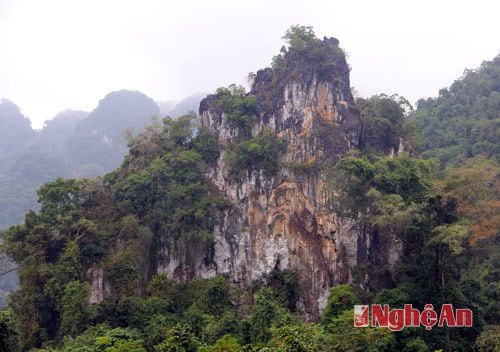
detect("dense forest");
top-left (0, 26), bottom-right (498, 352)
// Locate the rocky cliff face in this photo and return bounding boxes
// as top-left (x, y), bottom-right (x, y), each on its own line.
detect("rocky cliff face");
top-left (192, 37), bottom-right (380, 319)
top-left (86, 37), bottom-right (401, 319)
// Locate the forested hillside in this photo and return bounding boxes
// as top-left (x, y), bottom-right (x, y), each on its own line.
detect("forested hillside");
top-left (0, 27), bottom-right (498, 352)
top-left (411, 55), bottom-right (499, 165)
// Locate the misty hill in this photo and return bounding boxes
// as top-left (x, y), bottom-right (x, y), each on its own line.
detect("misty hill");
top-left (67, 90), bottom-right (160, 176)
top-left (156, 99), bottom-right (177, 117)
top-left (156, 93), bottom-right (207, 118)
top-left (168, 92), bottom-right (207, 117)
top-left (0, 99), bottom-right (35, 170)
top-left (37, 110), bottom-right (89, 156)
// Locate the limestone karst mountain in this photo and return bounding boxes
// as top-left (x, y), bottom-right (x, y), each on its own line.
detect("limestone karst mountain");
top-left (81, 35), bottom-right (401, 319)
top-left (37, 109), bottom-right (89, 156)
top-left (153, 35), bottom-right (395, 318)
top-left (67, 90), bottom-right (160, 176)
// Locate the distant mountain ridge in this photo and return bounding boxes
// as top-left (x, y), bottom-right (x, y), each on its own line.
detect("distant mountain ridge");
top-left (66, 90), bottom-right (160, 176)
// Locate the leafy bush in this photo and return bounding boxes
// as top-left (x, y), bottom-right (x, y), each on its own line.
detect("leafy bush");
top-left (193, 127), bottom-right (220, 165)
top-left (271, 25), bottom-right (346, 83)
top-left (60, 280), bottom-right (91, 337)
top-left (356, 94), bottom-right (416, 154)
top-left (155, 324), bottom-right (199, 352)
top-left (320, 284), bottom-right (360, 325)
top-left (226, 130), bottom-right (287, 180)
top-left (475, 325), bottom-right (500, 352)
top-left (214, 84), bottom-right (258, 135)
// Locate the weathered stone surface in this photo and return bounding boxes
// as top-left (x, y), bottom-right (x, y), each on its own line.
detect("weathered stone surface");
top-left (87, 265), bottom-right (110, 305)
top-left (128, 37), bottom-right (400, 319)
top-left (193, 37), bottom-right (372, 319)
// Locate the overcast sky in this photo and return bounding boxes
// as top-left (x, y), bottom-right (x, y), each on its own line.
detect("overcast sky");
top-left (0, 0), bottom-right (498, 129)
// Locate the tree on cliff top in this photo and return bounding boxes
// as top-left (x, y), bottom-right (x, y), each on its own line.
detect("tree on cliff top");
top-left (283, 25), bottom-right (316, 50)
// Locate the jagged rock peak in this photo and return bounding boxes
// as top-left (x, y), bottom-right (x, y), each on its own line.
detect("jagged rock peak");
top-left (194, 33), bottom-right (364, 320)
top-left (199, 34), bottom-right (359, 162)
top-left (250, 35), bottom-right (353, 106)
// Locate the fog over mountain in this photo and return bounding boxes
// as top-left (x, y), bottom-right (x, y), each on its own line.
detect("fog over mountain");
top-left (38, 110), bottom-right (89, 154)
top-left (0, 99), bottom-right (35, 169)
top-left (66, 90), bottom-right (160, 176)
top-left (1, 0), bottom-right (498, 129)
top-left (167, 92), bottom-right (208, 117)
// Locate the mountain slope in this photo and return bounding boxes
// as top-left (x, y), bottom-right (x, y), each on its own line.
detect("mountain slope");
top-left (411, 54), bottom-right (500, 164)
top-left (67, 90), bottom-right (160, 176)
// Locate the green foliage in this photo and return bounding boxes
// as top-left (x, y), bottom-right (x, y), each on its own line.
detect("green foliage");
top-left (155, 323), bottom-right (199, 352)
top-left (60, 280), bottom-right (90, 337)
top-left (0, 308), bottom-right (17, 352)
top-left (362, 189), bottom-right (421, 235)
top-left (95, 327), bottom-right (146, 352)
top-left (0, 113), bottom-right (226, 350)
top-left (402, 337), bottom-right (428, 352)
top-left (54, 325), bottom-right (145, 352)
top-left (106, 250), bottom-right (142, 297)
top-left (1, 27), bottom-right (498, 352)
top-left (283, 25), bottom-right (316, 50)
top-left (113, 116), bottom-right (223, 271)
top-left (195, 275), bottom-right (234, 316)
top-left (327, 310), bottom-right (395, 351)
top-left (329, 152), bottom-right (434, 218)
top-left (269, 324), bottom-right (328, 352)
top-left (356, 94), bottom-right (416, 154)
top-left (146, 274), bottom-right (177, 301)
top-left (200, 334), bottom-right (241, 352)
top-left (257, 269), bottom-right (301, 312)
top-left (214, 85), bottom-right (258, 135)
top-left (430, 221), bottom-right (470, 255)
top-left (271, 25), bottom-right (346, 83)
top-left (373, 286), bottom-right (410, 308)
top-left (193, 128), bottom-right (220, 165)
top-left (321, 285), bottom-right (360, 325)
top-left (201, 311), bottom-right (239, 345)
top-left (59, 324), bottom-right (110, 352)
top-left (475, 325), bottom-right (500, 352)
top-left (36, 177), bottom-right (83, 222)
top-left (226, 130), bottom-right (287, 180)
top-left (411, 54), bottom-right (500, 165)
top-left (245, 287), bottom-right (299, 344)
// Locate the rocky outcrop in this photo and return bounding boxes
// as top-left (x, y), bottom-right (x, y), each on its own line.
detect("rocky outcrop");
top-left (82, 36), bottom-right (402, 319)
top-left (87, 265), bottom-right (110, 305)
top-left (194, 37), bottom-right (378, 319)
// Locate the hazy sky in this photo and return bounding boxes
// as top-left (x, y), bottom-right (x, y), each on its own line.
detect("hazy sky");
top-left (0, 0), bottom-right (498, 129)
